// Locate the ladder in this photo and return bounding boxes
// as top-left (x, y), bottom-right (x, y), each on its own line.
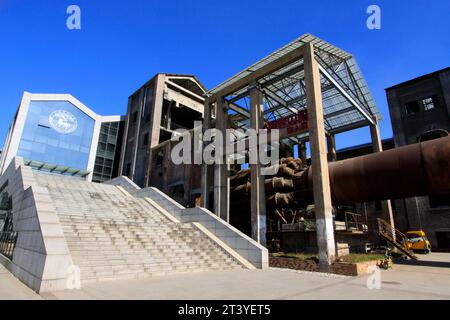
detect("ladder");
top-left (377, 218), bottom-right (418, 260)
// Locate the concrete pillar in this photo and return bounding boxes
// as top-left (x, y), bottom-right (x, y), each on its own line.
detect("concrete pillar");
top-left (201, 100), bottom-right (212, 209)
top-left (249, 84), bottom-right (267, 246)
top-left (214, 97), bottom-right (230, 222)
top-left (370, 118), bottom-right (397, 242)
top-left (131, 88), bottom-right (145, 181)
top-left (304, 43), bottom-right (336, 271)
top-left (118, 98), bottom-right (132, 176)
top-left (326, 134), bottom-right (337, 162)
top-left (144, 74), bottom-right (166, 187)
top-left (149, 74), bottom-right (166, 148)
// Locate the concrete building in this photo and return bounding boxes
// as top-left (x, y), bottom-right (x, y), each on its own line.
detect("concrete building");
top-left (0, 92), bottom-right (125, 183)
top-left (386, 68), bottom-right (450, 250)
top-left (118, 74), bottom-right (207, 190)
top-left (202, 34), bottom-right (384, 270)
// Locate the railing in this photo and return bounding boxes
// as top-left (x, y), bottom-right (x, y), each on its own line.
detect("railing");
top-left (377, 218), bottom-right (405, 244)
top-left (0, 231), bottom-right (18, 260)
top-left (344, 212), bottom-right (366, 232)
top-left (377, 218), bottom-right (417, 260)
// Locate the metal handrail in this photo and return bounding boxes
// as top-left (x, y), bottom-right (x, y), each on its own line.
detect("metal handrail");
top-left (0, 231), bottom-right (18, 260)
top-left (377, 218), bottom-right (408, 247)
top-left (345, 212), bottom-right (365, 232)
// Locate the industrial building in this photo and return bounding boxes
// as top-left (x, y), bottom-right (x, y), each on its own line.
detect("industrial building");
top-left (0, 34), bottom-right (449, 294)
top-left (0, 92), bottom-right (125, 183)
top-left (117, 73), bottom-right (206, 195)
top-left (386, 68), bottom-right (450, 250)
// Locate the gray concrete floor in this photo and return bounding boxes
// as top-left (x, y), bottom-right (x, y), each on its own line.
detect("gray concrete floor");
top-left (0, 264), bottom-right (42, 300)
top-left (44, 253), bottom-right (450, 300)
top-left (2, 253), bottom-right (450, 300)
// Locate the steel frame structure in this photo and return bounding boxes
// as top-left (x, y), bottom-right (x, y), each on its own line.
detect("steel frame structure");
top-left (207, 34), bottom-right (381, 143)
top-left (202, 34), bottom-right (385, 270)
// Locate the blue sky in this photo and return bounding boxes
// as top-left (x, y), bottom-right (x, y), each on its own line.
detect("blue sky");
top-left (0, 0), bottom-right (449, 150)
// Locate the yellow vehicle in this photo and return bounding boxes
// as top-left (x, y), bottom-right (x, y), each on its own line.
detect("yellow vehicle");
top-left (406, 231), bottom-right (431, 254)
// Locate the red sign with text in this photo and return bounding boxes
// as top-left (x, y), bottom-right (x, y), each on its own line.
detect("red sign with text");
top-left (265, 110), bottom-right (308, 135)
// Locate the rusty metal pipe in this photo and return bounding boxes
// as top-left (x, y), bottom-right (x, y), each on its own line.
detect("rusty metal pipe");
top-left (231, 136), bottom-right (450, 205)
top-left (232, 177), bottom-right (295, 196)
top-left (305, 136), bottom-right (450, 204)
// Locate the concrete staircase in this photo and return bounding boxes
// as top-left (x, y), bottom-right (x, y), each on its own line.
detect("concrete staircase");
top-left (34, 174), bottom-right (245, 284)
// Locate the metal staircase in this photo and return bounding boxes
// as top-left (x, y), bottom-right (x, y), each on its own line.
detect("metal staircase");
top-left (377, 218), bottom-right (418, 260)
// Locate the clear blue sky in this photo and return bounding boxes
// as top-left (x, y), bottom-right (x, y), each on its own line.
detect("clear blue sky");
top-left (0, 0), bottom-right (449, 150)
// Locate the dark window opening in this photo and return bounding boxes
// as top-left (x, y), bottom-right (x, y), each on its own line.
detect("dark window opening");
top-left (375, 201), bottom-right (382, 211)
top-left (170, 184), bottom-right (185, 201)
top-left (132, 112), bottom-right (138, 123)
top-left (143, 133), bottom-right (149, 146)
top-left (169, 103), bottom-right (202, 131)
top-left (404, 101), bottom-right (420, 115)
top-left (156, 150), bottom-right (164, 166)
top-left (159, 130), bottom-right (172, 144)
top-left (124, 163), bottom-right (131, 176)
top-left (429, 193), bottom-right (450, 208)
top-left (436, 232), bottom-right (450, 249)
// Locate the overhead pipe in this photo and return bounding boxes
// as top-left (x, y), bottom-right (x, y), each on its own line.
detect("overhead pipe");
top-left (230, 136), bottom-right (450, 205)
top-left (306, 136), bottom-right (450, 204)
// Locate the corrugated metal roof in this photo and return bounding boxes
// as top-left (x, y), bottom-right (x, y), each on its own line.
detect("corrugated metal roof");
top-left (208, 34), bottom-right (381, 135)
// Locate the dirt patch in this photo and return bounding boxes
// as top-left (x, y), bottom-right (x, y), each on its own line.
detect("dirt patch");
top-left (270, 254), bottom-right (381, 276)
top-left (269, 257), bottom-right (319, 272)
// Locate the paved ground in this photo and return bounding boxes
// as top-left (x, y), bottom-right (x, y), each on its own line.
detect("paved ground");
top-left (43, 253), bottom-right (450, 300)
top-left (2, 253), bottom-right (450, 300)
top-left (0, 264), bottom-right (42, 300)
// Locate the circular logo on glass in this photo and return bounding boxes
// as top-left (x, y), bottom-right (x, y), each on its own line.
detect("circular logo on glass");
top-left (49, 110), bottom-right (78, 134)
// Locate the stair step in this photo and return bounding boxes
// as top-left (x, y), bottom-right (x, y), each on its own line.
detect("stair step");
top-left (35, 173), bottom-right (246, 283)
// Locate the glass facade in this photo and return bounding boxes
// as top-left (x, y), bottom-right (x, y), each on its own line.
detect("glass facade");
top-left (17, 101), bottom-right (95, 170)
top-left (93, 121), bottom-right (122, 183)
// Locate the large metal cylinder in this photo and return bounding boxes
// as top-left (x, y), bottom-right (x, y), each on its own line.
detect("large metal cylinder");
top-left (305, 136), bottom-right (450, 204)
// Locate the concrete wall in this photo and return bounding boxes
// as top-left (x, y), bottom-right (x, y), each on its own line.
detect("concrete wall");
top-left (0, 158), bottom-right (74, 293)
top-left (281, 231), bottom-right (369, 254)
top-left (396, 197), bottom-right (450, 249)
top-left (148, 136), bottom-right (205, 207)
top-left (387, 70), bottom-right (450, 148)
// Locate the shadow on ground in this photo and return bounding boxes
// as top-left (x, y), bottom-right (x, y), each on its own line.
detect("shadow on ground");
top-left (395, 258), bottom-right (450, 268)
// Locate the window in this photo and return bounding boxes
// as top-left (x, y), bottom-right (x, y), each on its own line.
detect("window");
top-left (422, 98), bottom-right (435, 111)
top-left (404, 96), bottom-right (439, 116)
top-left (132, 112), bottom-right (138, 123)
top-left (422, 96), bottom-right (439, 111)
top-left (124, 163), bottom-right (132, 176)
top-left (143, 133), bottom-right (149, 146)
top-left (375, 201), bottom-right (382, 211)
top-left (170, 184), bottom-right (185, 199)
top-left (155, 150), bottom-right (164, 166)
top-left (436, 232), bottom-right (450, 249)
top-left (404, 101), bottom-right (420, 115)
top-left (429, 193), bottom-right (450, 209)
